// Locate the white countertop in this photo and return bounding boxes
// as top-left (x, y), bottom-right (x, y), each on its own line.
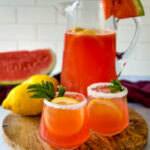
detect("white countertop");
top-left (0, 103), bottom-right (150, 150)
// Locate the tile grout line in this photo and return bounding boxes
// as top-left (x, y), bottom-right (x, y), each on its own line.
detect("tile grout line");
top-left (35, 24), bottom-right (38, 41)
top-left (14, 7), bottom-right (17, 24)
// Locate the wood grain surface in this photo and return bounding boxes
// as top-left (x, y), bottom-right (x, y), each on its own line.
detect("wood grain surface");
top-left (2, 109), bottom-right (148, 150)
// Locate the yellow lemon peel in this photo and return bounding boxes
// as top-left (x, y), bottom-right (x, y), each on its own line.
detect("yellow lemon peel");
top-left (2, 83), bottom-right (43, 116)
top-left (72, 27), bottom-right (96, 34)
top-left (51, 97), bottom-right (78, 105)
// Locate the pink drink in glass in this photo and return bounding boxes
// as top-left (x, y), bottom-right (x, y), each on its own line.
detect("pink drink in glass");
top-left (39, 92), bottom-right (89, 148)
top-left (87, 83), bottom-right (129, 136)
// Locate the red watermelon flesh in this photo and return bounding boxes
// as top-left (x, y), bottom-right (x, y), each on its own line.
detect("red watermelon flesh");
top-left (102, 0), bottom-right (145, 19)
top-left (113, 0), bottom-right (145, 19)
top-left (0, 49), bottom-right (56, 85)
top-left (102, 0), bottom-right (114, 20)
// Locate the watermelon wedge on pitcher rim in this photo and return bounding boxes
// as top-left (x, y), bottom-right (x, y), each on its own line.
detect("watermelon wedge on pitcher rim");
top-left (102, 0), bottom-right (145, 19)
top-left (0, 49), bottom-right (56, 85)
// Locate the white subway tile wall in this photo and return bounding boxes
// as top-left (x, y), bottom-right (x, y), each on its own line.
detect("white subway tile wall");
top-left (0, 7), bottom-right (15, 23)
top-left (0, 0), bottom-right (149, 76)
top-left (0, 0), bottom-right (35, 6)
top-left (0, 40), bottom-right (17, 51)
top-left (37, 24), bottom-right (66, 41)
top-left (0, 25), bottom-right (35, 40)
top-left (17, 7), bottom-right (56, 24)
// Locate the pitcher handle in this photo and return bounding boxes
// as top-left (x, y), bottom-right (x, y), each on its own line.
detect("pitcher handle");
top-left (114, 17), bottom-right (141, 76)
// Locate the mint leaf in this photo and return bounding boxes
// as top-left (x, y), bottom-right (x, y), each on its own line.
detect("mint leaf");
top-left (27, 80), bottom-right (66, 101)
top-left (107, 79), bottom-right (124, 93)
top-left (57, 85), bottom-right (66, 97)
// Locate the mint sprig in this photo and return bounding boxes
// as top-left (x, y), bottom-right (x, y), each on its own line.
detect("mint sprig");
top-left (107, 79), bottom-right (124, 93)
top-left (27, 81), bottom-right (66, 101)
top-left (57, 85), bottom-right (66, 97)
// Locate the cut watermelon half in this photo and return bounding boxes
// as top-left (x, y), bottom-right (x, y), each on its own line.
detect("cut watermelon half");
top-left (102, 0), bottom-right (145, 19)
top-left (0, 49), bottom-right (56, 85)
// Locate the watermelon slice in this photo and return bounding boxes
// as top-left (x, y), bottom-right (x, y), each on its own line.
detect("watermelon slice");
top-left (113, 0), bottom-right (145, 19)
top-left (0, 49), bottom-right (56, 85)
top-left (102, 0), bottom-right (114, 20)
top-left (102, 0), bottom-right (145, 19)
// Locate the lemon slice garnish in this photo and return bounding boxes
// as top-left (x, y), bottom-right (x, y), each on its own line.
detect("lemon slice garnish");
top-left (77, 29), bottom-right (96, 34)
top-left (72, 27), bottom-right (96, 34)
top-left (51, 97), bottom-right (78, 105)
top-left (88, 98), bottom-right (123, 129)
top-left (72, 27), bottom-right (84, 33)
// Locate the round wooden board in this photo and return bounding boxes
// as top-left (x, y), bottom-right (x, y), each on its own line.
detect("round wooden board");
top-left (2, 109), bottom-right (148, 150)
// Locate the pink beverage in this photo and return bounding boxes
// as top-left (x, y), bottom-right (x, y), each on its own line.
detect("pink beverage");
top-left (61, 29), bottom-right (117, 96)
top-left (39, 92), bottom-right (89, 148)
top-left (87, 83), bottom-right (129, 136)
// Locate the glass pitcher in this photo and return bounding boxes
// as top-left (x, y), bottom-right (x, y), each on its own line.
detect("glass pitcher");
top-left (60, 0), bottom-right (141, 96)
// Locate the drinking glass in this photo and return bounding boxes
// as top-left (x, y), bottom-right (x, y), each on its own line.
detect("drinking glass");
top-left (87, 83), bottom-right (129, 136)
top-left (39, 92), bottom-right (89, 148)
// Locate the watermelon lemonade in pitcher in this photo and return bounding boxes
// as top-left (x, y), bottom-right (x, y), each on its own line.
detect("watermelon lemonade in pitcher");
top-left (61, 28), bottom-right (117, 95)
top-left (61, 0), bottom-right (141, 96)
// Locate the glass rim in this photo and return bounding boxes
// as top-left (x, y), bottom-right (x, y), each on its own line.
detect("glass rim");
top-left (87, 82), bottom-right (128, 99)
top-left (44, 91), bottom-right (87, 110)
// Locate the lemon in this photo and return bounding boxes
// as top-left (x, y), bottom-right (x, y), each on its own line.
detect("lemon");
top-left (88, 98), bottom-right (123, 130)
top-left (51, 97), bottom-right (78, 105)
top-left (2, 83), bottom-right (43, 116)
top-left (72, 27), bottom-right (84, 33)
top-left (77, 29), bottom-right (96, 34)
top-left (2, 75), bottom-right (59, 116)
top-left (72, 27), bottom-right (96, 34)
top-left (88, 98), bottom-right (122, 118)
top-left (23, 74), bottom-right (59, 90)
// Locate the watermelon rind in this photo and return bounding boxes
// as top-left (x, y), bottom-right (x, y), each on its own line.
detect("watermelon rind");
top-left (0, 49), bottom-right (56, 85)
top-left (134, 0), bottom-right (145, 16)
top-left (40, 49), bottom-right (56, 76)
